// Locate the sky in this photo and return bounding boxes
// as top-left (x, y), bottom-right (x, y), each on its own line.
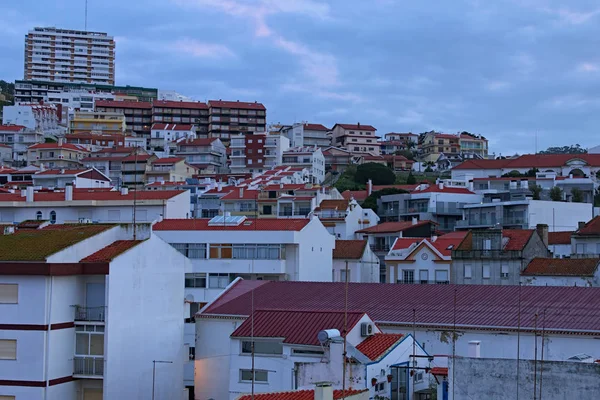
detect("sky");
top-left (2, 0), bottom-right (600, 155)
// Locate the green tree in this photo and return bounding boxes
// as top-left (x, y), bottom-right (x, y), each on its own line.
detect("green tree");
top-left (525, 168), bottom-right (539, 177)
top-left (529, 183), bottom-right (542, 200)
top-left (406, 171), bottom-right (416, 185)
top-left (355, 163), bottom-right (395, 185)
top-left (571, 187), bottom-right (584, 203)
top-left (394, 149), bottom-right (415, 160)
top-left (333, 166), bottom-right (361, 192)
top-left (549, 186), bottom-right (563, 201)
top-left (539, 144), bottom-right (587, 154)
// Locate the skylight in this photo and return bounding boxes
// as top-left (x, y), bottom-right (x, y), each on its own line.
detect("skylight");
top-left (207, 215), bottom-right (247, 226)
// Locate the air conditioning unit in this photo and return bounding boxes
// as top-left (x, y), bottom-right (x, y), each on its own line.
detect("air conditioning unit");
top-left (59, 155), bottom-right (64, 159)
top-left (361, 322), bottom-right (374, 337)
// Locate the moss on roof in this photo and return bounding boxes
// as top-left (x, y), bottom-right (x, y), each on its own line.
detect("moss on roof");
top-left (0, 224), bottom-right (115, 261)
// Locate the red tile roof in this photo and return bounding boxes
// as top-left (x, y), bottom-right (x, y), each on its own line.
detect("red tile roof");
top-left (522, 258), bottom-right (600, 276)
top-left (153, 218), bottom-right (310, 231)
top-left (231, 310), bottom-right (366, 345)
top-left (202, 280), bottom-right (600, 334)
top-left (151, 123), bottom-right (194, 131)
top-left (355, 333), bottom-right (403, 361)
top-left (208, 100), bottom-right (266, 110)
top-left (416, 185), bottom-right (475, 194)
top-left (431, 231), bottom-right (468, 256)
top-left (152, 100), bottom-right (208, 109)
top-left (431, 367), bottom-right (448, 376)
top-left (220, 189), bottom-right (259, 200)
top-left (177, 138), bottom-right (219, 146)
top-left (36, 169), bottom-right (88, 176)
top-left (0, 125), bottom-right (26, 132)
top-left (120, 154), bottom-right (155, 162)
top-left (80, 240), bottom-right (144, 262)
top-left (356, 220), bottom-right (435, 234)
top-left (333, 123), bottom-right (376, 131)
top-left (333, 240), bottom-right (367, 259)
top-left (28, 143), bottom-right (88, 152)
top-left (548, 231), bottom-right (573, 245)
top-left (456, 229), bottom-right (534, 252)
top-left (433, 133), bottom-right (458, 140)
top-left (302, 123), bottom-right (329, 131)
top-left (0, 190), bottom-right (185, 202)
top-left (315, 199), bottom-right (349, 211)
top-left (95, 100), bottom-right (152, 109)
top-left (453, 158), bottom-right (514, 170)
top-left (391, 238), bottom-right (422, 250)
top-left (576, 216), bottom-right (600, 236)
top-left (237, 389), bottom-right (368, 400)
top-left (151, 157), bottom-right (184, 164)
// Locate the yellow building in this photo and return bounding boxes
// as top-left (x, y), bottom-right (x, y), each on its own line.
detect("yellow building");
top-left (69, 111), bottom-right (126, 135)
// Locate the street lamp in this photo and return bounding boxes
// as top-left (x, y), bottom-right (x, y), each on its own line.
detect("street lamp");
top-left (152, 360), bottom-right (173, 400)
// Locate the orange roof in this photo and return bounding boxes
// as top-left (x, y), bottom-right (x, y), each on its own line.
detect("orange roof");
top-left (0, 125), bottom-right (26, 132)
top-left (237, 389), bottom-right (368, 400)
top-left (153, 218), bottom-right (310, 231)
top-left (95, 100), bottom-right (152, 109)
top-left (333, 123), bottom-right (376, 131)
top-left (28, 143), bottom-right (87, 152)
top-left (80, 240), bottom-right (144, 262)
top-left (315, 199), bottom-right (349, 211)
top-left (456, 229), bottom-right (534, 252)
top-left (355, 333), bottom-right (403, 361)
top-left (356, 220), bottom-right (435, 234)
top-left (576, 216), bottom-right (600, 236)
top-left (391, 238), bottom-right (421, 250)
top-left (522, 258), bottom-right (600, 276)
top-left (151, 157), bottom-right (184, 164)
top-left (0, 189), bottom-right (185, 202)
top-left (548, 231), bottom-right (573, 245)
top-left (208, 100), bottom-right (265, 110)
top-left (302, 123), bottom-right (329, 131)
top-left (333, 240), bottom-right (367, 259)
top-left (152, 100), bottom-right (208, 109)
top-left (431, 231), bottom-right (468, 256)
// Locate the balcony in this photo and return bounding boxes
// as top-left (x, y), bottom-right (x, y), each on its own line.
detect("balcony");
top-left (452, 249), bottom-right (523, 259)
top-left (278, 208), bottom-right (311, 217)
top-left (456, 216), bottom-right (528, 229)
top-left (74, 356), bottom-right (104, 377)
top-left (74, 306), bottom-right (106, 322)
top-left (396, 280), bottom-right (450, 285)
top-left (370, 245), bottom-right (390, 252)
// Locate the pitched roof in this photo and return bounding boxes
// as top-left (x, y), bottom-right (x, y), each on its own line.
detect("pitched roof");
top-left (152, 100), bottom-right (208, 109)
top-left (151, 123), bottom-right (194, 131)
top-left (177, 138), bottom-right (218, 146)
top-left (314, 199), bottom-right (349, 211)
top-left (237, 389), bottom-right (368, 400)
top-left (431, 231), bottom-right (468, 256)
top-left (208, 100), bottom-right (266, 110)
top-left (219, 188), bottom-right (259, 200)
top-left (28, 143), bottom-right (88, 152)
top-left (120, 154), bottom-right (155, 162)
top-left (576, 216), bottom-right (600, 236)
top-left (456, 229), bottom-right (534, 252)
top-left (356, 220), bottom-right (434, 234)
top-left (333, 240), bottom-right (367, 259)
top-left (416, 185), bottom-right (475, 194)
top-left (80, 240), bottom-right (144, 262)
top-left (35, 168), bottom-right (88, 176)
top-left (454, 154), bottom-right (600, 170)
top-left (230, 310), bottom-right (366, 345)
top-left (153, 218), bottom-right (310, 231)
top-left (151, 157), bottom-right (185, 164)
top-left (0, 189), bottom-right (185, 202)
top-left (0, 224), bottom-right (114, 261)
top-left (0, 125), bottom-right (26, 132)
top-left (95, 100), bottom-right (152, 109)
top-left (391, 238), bottom-right (422, 250)
top-left (302, 123), bottom-right (329, 131)
top-left (333, 123), bottom-right (376, 131)
top-left (522, 258), bottom-right (600, 277)
top-left (355, 333), bottom-right (404, 361)
top-left (453, 158), bottom-right (513, 170)
top-left (202, 280), bottom-right (600, 334)
top-left (548, 231), bottom-right (573, 245)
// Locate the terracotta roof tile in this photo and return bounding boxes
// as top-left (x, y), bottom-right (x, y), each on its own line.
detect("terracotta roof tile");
top-left (151, 157), bottom-right (185, 164)
top-left (153, 218), bottom-right (310, 231)
top-left (456, 229), bottom-right (534, 252)
top-left (0, 189), bottom-right (185, 202)
top-left (431, 232), bottom-right (468, 256)
top-left (333, 240), bottom-right (367, 259)
top-left (0, 125), bottom-right (26, 132)
top-left (356, 220), bottom-right (435, 234)
top-left (355, 333), bottom-right (403, 361)
top-left (302, 123), bottom-right (329, 131)
top-left (231, 310), bottom-right (365, 345)
top-left (208, 100), bottom-right (266, 110)
top-left (576, 216), bottom-right (600, 236)
top-left (522, 258), bottom-right (600, 276)
top-left (548, 231), bottom-right (573, 245)
top-left (315, 199), bottom-right (349, 211)
top-left (80, 240), bottom-right (144, 262)
top-left (333, 123), bottom-right (376, 131)
top-left (95, 100), bottom-right (152, 109)
top-left (237, 389), bottom-right (368, 400)
top-left (391, 238), bottom-right (422, 250)
top-left (152, 100), bottom-right (208, 109)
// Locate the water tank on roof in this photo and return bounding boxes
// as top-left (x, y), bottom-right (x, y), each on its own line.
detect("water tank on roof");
top-left (318, 329), bottom-right (341, 344)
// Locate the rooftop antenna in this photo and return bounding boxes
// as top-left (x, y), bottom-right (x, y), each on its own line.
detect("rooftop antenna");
top-left (84, 0), bottom-right (88, 31)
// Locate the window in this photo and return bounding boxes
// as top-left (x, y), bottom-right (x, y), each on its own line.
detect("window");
top-left (240, 369), bottom-right (268, 382)
top-left (185, 273), bottom-right (207, 288)
top-left (208, 273), bottom-right (231, 288)
top-left (292, 348), bottom-right (324, 356)
top-left (340, 269), bottom-right (347, 282)
top-left (435, 270), bottom-right (449, 284)
top-left (376, 382), bottom-right (385, 392)
top-left (419, 270), bottom-right (428, 284)
top-left (464, 265), bottom-right (472, 279)
top-left (403, 270), bottom-right (414, 284)
top-left (0, 339), bottom-right (16, 360)
top-left (482, 263), bottom-right (491, 279)
top-left (36, 211), bottom-right (42, 220)
top-left (483, 239), bottom-right (492, 251)
top-left (0, 284), bottom-right (18, 304)
top-left (576, 243), bottom-right (586, 254)
top-left (172, 243), bottom-right (207, 258)
top-left (501, 264), bottom-right (509, 279)
top-left (75, 326), bottom-right (104, 356)
top-left (242, 341), bottom-right (283, 355)
top-left (49, 210), bottom-right (56, 224)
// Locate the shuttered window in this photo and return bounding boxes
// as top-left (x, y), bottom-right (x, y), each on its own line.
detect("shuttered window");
top-left (0, 396), bottom-right (16, 400)
top-left (0, 284), bottom-right (18, 304)
top-left (0, 339), bottom-right (17, 360)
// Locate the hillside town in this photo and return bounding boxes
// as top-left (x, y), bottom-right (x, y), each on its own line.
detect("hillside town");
top-left (1, 21), bottom-right (600, 400)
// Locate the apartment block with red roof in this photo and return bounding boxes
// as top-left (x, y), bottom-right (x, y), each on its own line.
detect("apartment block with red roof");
top-left (419, 132), bottom-right (460, 163)
top-left (27, 139), bottom-right (90, 169)
top-left (0, 125), bottom-right (44, 163)
top-left (207, 100), bottom-right (267, 143)
top-left (281, 122), bottom-right (331, 148)
top-left (0, 223), bottom-right (187, 400)
top-left (145, 157), bottom-right (198, 184)
top-left (451, 225), bottom-right (551, 285)
top-left (94, 100), bottom-right (153, 140)
top-left (330, 123), bottom-right (380, 156)
top-left (196, 306), bottom-right (429, 400)
top-left (521, 257), bottom-right (600, 287)
top-left (152, 100), bottom-right (210, 136)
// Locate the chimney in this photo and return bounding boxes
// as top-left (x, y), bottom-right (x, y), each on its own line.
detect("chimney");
top-left (65, 184), bottom-right (73, 201)
top-left (536, 224), bottom-right (549, 248)
top-left (60, 168), bottom-right (65, 174)
top-left (217, 182), bottom-right (223, 192)
top-left (280, 183), bottom-right (284, 189)
top-left (121, 187), bottom-right (129, 196)
top-left (314, 382), bottom-right (334, 400)
top-left (39, 163), bottom-right (45, 172)
top-left (438, 182), bottom-right (444, 190)
top-left (468, 341), bottom-right (481, 358)
top-left (239, 187), bottom-right (244, 198)
top-left (26, 186), bottom-right (34, 203)
top-left (412, 216), bottom-right (418, 225)
top-left (367, 179), bottom-right (373, 196)
top-left (58, 137), bottom-right (64, 146)
top-left (20, 189), bottom-right (26, 198)
top-left (578, 221), bottom-right (586, 230)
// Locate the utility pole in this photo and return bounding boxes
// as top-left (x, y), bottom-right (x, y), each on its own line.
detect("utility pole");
top-left (516, 283), bottom-right (521, 400)
top-left (533, 312), bottom-right (538, 400)
top-left (539, 309), bottom-right (546, 400)
top-left (152, 360), bottom-right (173, 400)
top-left (251, 289), bottom-right (255, 400)
top-left (452, 288), bottom-right (457, 400)
top-left (342, 260), bottom-right (349, 399)
top-left (412, 308), bottom-right (416, 400)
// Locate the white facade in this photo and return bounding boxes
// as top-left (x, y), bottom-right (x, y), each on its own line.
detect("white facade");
top-left (0, 126), bottom-right (44, 161)
top-left (150, 124), bottom-right (197, 151)
top-left (0, 225), bottom-right (187, 400)
top-left (32, 169), bottom-right (111, 189)
top-left (282, 123), bottom-right (331, 148)
top-left (332, 246), bottom-right (380, 283)
top-left (315, 200), bottom-right (379, 240)
top-left (281, 147), bottom-right (326, 183)
top-left (2, 104), bottom-right (62, 136)
top-left (386, 239), bottom-right (452, 284)
top-left (521, 272), bottom-right (600, 287)
top-left (44, 90), bottom-right (115, 124)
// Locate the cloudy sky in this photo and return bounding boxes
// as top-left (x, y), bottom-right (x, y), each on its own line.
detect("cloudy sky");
top-left (2, 0), bottom-right (600, 155)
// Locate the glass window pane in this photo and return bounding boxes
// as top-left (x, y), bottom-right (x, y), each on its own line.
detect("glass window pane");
top-left (90, 334), bottom-right (104, 355)
top-left (76, 333), bottom-right (89, 355)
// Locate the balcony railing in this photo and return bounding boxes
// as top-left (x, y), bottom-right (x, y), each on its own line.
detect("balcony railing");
top-left (370, 245), bottom-right (390, 252)
top-left (396, 280), bottom-right (450, 285)
top-left (456, 216), bottom-right (528, 228)
top-left (74, 306), bottom-right (106, 322)
top-left (74, 356), bottom-right (104, 377)
top-left (452, 250), bottom-right (523, 259)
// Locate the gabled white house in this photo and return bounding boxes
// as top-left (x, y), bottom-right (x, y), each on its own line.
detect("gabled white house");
top-left (332, 239), bottom-right (380, 283)
top-left (32, 168), bottom-right (111, 189)
top-left (521, 258), bottom-right (600, 287)
top-left (313, 199), bottom-right (379, 239)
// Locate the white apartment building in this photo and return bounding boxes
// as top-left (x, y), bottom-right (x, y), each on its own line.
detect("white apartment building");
top-left (312, 199), bottom-right (379, 239)
top-left (0, 125), bottom-right (44, 163)
top-left (44, 90), bottom-right (115, 124)
top-left (24, 27), bottom-right (115, 85)
top-left (0, 186), bottom-right (190, 224)
top-left (150, 124), bottom-right (197, 152)
top-left (281, 146), bottom-right (326, 183)
top-left (153, 215), bottom-right (335, 389)
top-left (2, 104), bottom-right (62, 136)
top-left (174, 138), bottom-right (227, 175)
top-left (330, 123), bottom-right (380, 156)
top-left (281, 122), bottom-right (331, 148)
top-left (229, 134), bottom-right (290, 173)
top-left (0, 223), bottom-right (186, 400)
top-left (0, 144), bottom-right (11, 166)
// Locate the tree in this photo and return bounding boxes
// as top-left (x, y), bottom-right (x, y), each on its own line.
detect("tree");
top-left (571, 187), bottom-right (584, 203)
top-left (529, 183), bottom-right (542, 200)
top-left (539, 144), bottom-right (587, 154)
top-left (355, 163), bottom-right (395, 185)
top-left (525, 168), bottom-right (539, 177)
top-left (334, 166), bottom-right (361, 192)
top-left (549, 186), bottom-right (563, 201)
top-left (406, 171), bottom-right (416, 185)
top-left (394, 149), bottom-right (415, 160)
